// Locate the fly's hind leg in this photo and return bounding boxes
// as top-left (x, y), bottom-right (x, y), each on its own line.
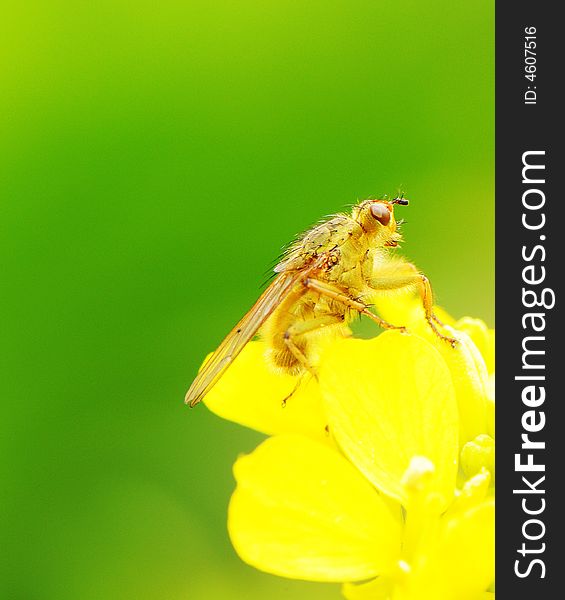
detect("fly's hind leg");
top-left (281, 313), bottom-right (344, 407)
top-left (283, 314), bottom-right (345, 378)
top-left (280, 374), bottom-right (307, 407)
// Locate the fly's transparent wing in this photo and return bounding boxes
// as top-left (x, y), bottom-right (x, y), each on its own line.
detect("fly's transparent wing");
top-left (185, 270), bottom-right (308, 407)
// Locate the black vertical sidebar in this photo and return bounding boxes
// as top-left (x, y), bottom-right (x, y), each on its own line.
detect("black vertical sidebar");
top-left (496, 1), bottom-right (563, 596)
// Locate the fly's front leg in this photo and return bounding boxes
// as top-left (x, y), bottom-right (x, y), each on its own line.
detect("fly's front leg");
top-left (302, 279), bottom-right (407, 333)
top-left (416, 273), bottom-right (457, 347)
top-left (368, 261), bottom-right (457, 347)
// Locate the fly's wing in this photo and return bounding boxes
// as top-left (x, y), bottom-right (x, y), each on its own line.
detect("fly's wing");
top-left (185, 270), bottom-right (309, 407)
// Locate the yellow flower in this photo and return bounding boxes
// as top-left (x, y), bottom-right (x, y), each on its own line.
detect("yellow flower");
top-left (203, 306), bottom-right (495, 599)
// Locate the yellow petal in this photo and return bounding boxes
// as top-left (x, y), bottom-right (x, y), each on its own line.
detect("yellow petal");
top-left (486, 374), bottom-right (495, 438)
top-left (319, 332), bottom-right (458, 508)
top-left (450, 469), bottom-right (491, 515)
top-left (460, 435), bottom-right (495, 481)
top-left (454, 317), bottom-right (495, 375)
top-left (229, 435), bottom-right (403, 582)
top-left (203, 341), bottom-right (328, 440)
top-left (373, 292), bottom-right (455, 330)
top-left (342, 577), bottom-right (392, 600)
top-left (411, 322), bottom-right (489, 447)
top-left (404, 499), bottom-right (495, 600)
top-left (439, 499), bottom-right (495, 598)
top-left (373, 302), bottom-right (492, 447)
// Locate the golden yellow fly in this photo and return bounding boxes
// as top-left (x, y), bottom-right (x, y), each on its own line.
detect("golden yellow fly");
top-left (185, 197), bottom-right (455, 407)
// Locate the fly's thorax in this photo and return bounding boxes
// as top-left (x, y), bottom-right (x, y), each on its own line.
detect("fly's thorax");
top-left (274, 214), bottom-right (360, 274)
top-left (319, 226), bottom-right (371, 282)
top-left (323, 255), bottom-right (367, 298)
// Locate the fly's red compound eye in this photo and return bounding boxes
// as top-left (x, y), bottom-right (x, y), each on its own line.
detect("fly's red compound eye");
top-left (370, 202), bottom-right (391, 226)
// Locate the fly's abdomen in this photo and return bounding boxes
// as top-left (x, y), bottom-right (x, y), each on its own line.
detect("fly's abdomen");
top-left (261, 304), bottom-right (307, 376)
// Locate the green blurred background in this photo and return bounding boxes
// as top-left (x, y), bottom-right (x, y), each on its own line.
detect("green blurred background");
top-left (1, 1), bottom-right (493, 598)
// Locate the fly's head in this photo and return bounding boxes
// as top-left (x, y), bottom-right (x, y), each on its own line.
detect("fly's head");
top-left (353, 196), bottom-right (408, 248)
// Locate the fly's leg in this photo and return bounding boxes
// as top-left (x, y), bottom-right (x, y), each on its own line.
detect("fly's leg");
top-left (280, 373), bottom-right (313, 407)
top-left (283, 314), bottom-right (344, 379)
top-left (431, 312), bottom-right (447, 327)
top-left (302, 278), bottom-right (406, 333)
top-left (368, 261), bottom-right (457, 347)
top-left (416, 273), bottom-right (457, 346)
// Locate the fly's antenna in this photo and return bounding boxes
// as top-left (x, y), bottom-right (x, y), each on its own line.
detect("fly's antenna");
top-left (392, 195), bottom-right (409, 206)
